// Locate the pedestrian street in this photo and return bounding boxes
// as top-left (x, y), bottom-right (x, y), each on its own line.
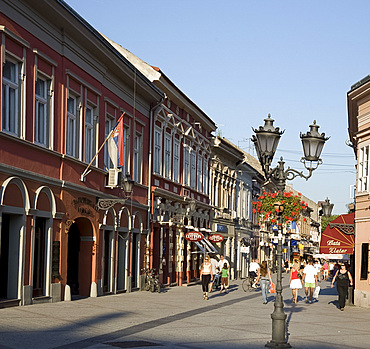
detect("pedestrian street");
top-left (1, 275), bottom-right (370, 349)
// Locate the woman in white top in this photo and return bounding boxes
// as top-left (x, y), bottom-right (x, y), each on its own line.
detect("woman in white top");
top-left (200, 255), bottom-right (213, 300)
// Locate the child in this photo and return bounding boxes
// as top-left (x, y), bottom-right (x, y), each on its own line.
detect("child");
top-left (220, 262), bottom-right (229, 293)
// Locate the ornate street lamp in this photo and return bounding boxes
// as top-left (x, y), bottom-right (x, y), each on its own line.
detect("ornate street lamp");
top-left (252, 115), bottom-right (329, 192)
top-left (321, 197), bottom-right (334, 217)
top-left (122, 173), bottom-right (135, 195)
top-left (252, 115), bottom-right (329, 348)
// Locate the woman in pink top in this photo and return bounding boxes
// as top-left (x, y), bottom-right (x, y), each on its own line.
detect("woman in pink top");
top-left (289, 259), bottom-right (302, 303)
top-left (323, 261), bottom-right (329, 280)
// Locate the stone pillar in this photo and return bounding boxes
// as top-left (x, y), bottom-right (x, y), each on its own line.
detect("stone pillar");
top-left (176, 227), bottom-right (184, 286)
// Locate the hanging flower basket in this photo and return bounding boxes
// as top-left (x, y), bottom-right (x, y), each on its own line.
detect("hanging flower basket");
top-left (252, 191), bottom-right (308, 225)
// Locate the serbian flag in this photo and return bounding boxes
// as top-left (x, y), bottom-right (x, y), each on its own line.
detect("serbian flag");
top-left (107, 113), bottom-right (125, 168)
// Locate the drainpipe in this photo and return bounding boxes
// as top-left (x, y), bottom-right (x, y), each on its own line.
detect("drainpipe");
top-left (147, 97), bottom-right (165, 267)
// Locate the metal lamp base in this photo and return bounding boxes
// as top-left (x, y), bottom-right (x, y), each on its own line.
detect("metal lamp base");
top-left (265, 340), bottom-right (291, 348)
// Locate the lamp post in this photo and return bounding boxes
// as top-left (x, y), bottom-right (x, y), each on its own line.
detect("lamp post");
top-left (252, 114), bottom-right (329, 348)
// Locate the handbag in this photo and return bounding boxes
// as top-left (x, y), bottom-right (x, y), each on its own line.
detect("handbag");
top-left (313, 285), bottom-right (320, 298)
top-left (269, 282), bottom-right (276, 293)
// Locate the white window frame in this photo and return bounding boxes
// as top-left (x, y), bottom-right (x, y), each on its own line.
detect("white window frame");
top-left (358, 145), bottom-right (370, 193)
top-left (203, 160), bottom-right (208, 194)
top-left (2, 58), bottom-right (21, 136)
top-left (66, 94), bottom-right (78, 157)
top-left (84, 105), bottom-right (94, 163)
top-left (190, 150), bottom-right (196, 189)
top-left (134, 133), bottom-right (142, 183)
top-left (173, 139), bottom-right (180, 182)
top-left (164, 133), bottom-right (172, 179)
top-left (197, 156), bottom-right (202, 192)
top-left (184, 145), bottom-right (190, 186)
top-left (154, 128), bottom-right (162, 175)
top-left (34, 75), bottom-right (50, 147)
top-left (104, 115), bottom-right (114, 170)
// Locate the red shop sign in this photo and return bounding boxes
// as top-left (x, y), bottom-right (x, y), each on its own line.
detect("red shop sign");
top-left (209, 234), bottom-right (224, 243)
top-left (184, 231), bottom-right (204, 242)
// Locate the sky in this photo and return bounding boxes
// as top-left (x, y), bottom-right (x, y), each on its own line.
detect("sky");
top-left (64, 0), bottom-right (367, 214)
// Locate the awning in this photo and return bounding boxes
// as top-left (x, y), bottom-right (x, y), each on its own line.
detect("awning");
top-left (194, 238), bottom-right (218, 254)
top-left (314, 253), bottom-right (350, 260)
top-left (319, 213), bottom-right (354, 254)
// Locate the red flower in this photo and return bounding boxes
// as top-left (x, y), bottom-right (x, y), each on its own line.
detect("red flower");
top-left (252, 208), bottom-right (256, 213)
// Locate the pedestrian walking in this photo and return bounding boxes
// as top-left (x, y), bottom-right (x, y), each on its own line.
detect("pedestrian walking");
top-left (289, 259), bottom-right (302, 303)
top-left (331, 263), bottom-right (353, 311)
top-left (209, 256), bottom-right (219, 292)
top-left (314, 259), bottom-right (322, 282)
top-left (218, 254), bottom-right (229, 270)
top-left (302, 257), bottom-right (318, 303)
top-left (255, 261), bottom-right (272, 304)
top-left (323, 261), bottom-right (329, 281)
top-left (200, 255), bottom-right (213, 300)
top-left (219, 262), bottom-right (229, 293)
top-left (329, 261), bottom-right (335, 278)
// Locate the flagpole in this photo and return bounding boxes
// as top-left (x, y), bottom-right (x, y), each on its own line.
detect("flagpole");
top-left (80, 129), bottom-right (113, 182)
top-left (80, 112), bottom-right (125, 182)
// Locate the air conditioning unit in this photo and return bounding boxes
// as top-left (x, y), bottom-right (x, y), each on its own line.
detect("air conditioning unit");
top-left (106, 168), bottom-right (122, 188)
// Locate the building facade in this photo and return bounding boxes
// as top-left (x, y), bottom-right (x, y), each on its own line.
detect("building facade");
top-left (210, 137), bottom-right (263, 279)
top-left (103, 38), bottom-right (217, 286)
top-left (348, 75), bottom-right (370, 307)
top-left (0, 0), bottom-right (163, 306)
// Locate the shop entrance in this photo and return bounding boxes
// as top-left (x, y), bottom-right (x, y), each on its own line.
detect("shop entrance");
top-left (67, 218), bottom-right (93, 297)
top-left (131, 232), bottom-right (140, 289)
top-left (0, 213), bottom-right (22, 300)
top-left (33, 217), bottom-right (47, 297)
top-left (117, 233), bottom-right (128, 291)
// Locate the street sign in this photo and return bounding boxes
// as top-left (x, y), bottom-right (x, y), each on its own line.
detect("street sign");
top-left (272, 224), bottom-right (278, 231)
top-left (209, 233), bottom-right (224, 242)
top-left (184, 231), bottom-right (204, 242)
top-left (240, 246), bottom-right (249, 253)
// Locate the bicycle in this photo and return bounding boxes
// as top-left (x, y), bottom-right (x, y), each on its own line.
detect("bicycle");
top-left (142, 268), bottom-right (162, 293)
top-left (242, 275), bottom-right (257, 292)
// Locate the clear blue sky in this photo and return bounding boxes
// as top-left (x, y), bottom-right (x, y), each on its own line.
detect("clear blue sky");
top-left (64, 0), bottom-right (366, 214)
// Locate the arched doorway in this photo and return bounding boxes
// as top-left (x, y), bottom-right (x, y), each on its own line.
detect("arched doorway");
top-left (67, 217), bottom-right (94, 297)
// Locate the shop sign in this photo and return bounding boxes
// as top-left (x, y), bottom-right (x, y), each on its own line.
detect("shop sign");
top-left (216, 224), bottom-right (228, 233)
top-left (73, 197), bottom-right (98, 216)
top-left (240, 246), bottom-right (249, 253)
top-left (184, 231), bottom-right (204, 242)
top-left (209, 234), bottom-right (224, 243)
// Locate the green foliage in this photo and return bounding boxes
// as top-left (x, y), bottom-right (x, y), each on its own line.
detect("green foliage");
top-left (321, 215), bottom-right (340, 232)
top-left (252, 191), bottom-right (308, 226)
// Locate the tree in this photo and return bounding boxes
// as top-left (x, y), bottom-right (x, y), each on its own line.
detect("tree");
top-left (321, 215), bottom-right (339, 233)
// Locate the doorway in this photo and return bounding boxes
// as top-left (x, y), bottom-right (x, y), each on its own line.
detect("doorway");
top-left (131, 232), bottom-right (140, 289)
top-left (117, 232), bottom-right (128, 291)
top-left (0, 213), bottom-right (22, 300)
top-left (102, 230), bottom-right (113, 293)
top-left (67, 222), bottom-right (80, 295)
top-left (33, 217), bottom-right (47, 297)
top-left (67, 218), bottom-right (93, 297)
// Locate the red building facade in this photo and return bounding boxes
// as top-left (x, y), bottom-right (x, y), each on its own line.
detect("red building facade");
top-left (0, 0), bottom-right (163, 306)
